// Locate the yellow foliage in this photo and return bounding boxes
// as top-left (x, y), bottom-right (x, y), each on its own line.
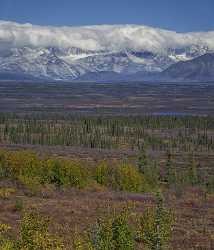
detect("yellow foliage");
top-left (0, 188), bottom-right (16, 199)
top-left (116, 164), bottom-right (146, 192)
top-left (0, 223), bottom-right (14, 250)
top-left (0, 224), bottom-right (11, 234)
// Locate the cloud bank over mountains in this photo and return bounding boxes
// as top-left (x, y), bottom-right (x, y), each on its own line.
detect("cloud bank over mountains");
top-left (0, 20), bottom-right (214, 82)
top-left (0, 20), bottom-right (214, 53)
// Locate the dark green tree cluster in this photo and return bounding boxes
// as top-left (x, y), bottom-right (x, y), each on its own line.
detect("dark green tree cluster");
top-left (0, 113), bottom-right (214, 152)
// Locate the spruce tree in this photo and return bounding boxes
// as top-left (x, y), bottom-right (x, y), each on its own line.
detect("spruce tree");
top-left (187, 153), bottom-right (199, 186)
top-left (164, 151), bottom-right (176, 186)
top-left (137, 145), bottom-right (148, 174)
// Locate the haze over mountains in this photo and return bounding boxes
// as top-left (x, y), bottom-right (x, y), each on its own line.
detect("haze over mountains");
top-left (0, 20), bottom-right (214, 82)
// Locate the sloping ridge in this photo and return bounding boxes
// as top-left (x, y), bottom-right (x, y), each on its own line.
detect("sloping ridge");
top-left (161, 53), bottom-right (214, 81)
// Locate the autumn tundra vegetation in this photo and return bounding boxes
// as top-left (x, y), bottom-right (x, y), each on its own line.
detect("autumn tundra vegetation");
top-left (0, 113), bottom-right (213, 249)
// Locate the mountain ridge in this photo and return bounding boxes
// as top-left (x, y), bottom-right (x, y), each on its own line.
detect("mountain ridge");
top-left (161, 53), bottom-right (214, 81)
top-left (0, 21), bottom-right (214, 81)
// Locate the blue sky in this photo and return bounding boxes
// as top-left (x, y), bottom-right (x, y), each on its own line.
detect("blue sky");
top-left (0, 0), bottom-right (213, 32)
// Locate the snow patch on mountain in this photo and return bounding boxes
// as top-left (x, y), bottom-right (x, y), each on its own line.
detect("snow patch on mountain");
top-left (0, 21), bottom-right (214, 81)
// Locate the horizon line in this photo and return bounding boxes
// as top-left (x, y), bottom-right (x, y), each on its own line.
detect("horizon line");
top-left (1, 19), bottom-right (214, 34)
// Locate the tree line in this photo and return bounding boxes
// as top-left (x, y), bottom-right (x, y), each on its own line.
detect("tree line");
top-left (0, 114), bottom-right (214, 152)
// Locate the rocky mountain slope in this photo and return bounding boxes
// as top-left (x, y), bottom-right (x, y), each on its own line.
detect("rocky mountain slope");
top-left (0, 21), bottom-right (213, 81)
top-left (161, 53), bottom-right (214, 81)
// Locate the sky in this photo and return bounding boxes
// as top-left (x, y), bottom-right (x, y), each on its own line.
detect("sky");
top-left (0, 0), bottom-right (213, 32)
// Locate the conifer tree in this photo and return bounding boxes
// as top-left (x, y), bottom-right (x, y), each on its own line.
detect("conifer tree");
top-left (138, 192), bottom-right (174, 250)
top-left (164, 151), bottom-right (176, 186)
top-left (187, 153), bottom-right (199, 186)
top-left (137, 144), bottom-right (148, 174)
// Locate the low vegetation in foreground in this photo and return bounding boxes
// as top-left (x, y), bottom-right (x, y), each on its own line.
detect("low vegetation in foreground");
top-left (0, 146), bottom-right (213, 249)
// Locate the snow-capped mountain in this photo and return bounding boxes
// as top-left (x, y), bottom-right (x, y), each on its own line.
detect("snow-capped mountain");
top-left (161, 53), bottom-right (214, 81)
top-left (0, 21), bottom-right (214, 81)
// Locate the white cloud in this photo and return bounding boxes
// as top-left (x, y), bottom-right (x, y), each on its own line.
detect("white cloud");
top-left (0, 20), bottom-right (214, 53)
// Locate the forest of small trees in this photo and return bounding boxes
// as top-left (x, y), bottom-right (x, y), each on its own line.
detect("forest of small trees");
top-left (0, 113), bottom-right (214, 152)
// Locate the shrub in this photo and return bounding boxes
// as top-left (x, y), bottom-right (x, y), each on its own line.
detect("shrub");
top-left (90, 218), bottom-right (114, 250)
top-left (164, 152), bottom-right (177, 186)
top-left (89, 209), bottom-right (134, 250)
top-left (0, 150), bottom-right (10, 179)
top-left (138, 192), bottom-right (174, 250)
top-left (14, 198), bottom-right (24, 212)
top-left (0, 223), bottom-right (14, 249)
top-left (62, 160), bottom-right (89, 189)
top-left (17, 210), bottom-right (64, 250)
top-left (114, 164), bottom-right (146, 193)
top-left (142, 161), bottom-right (161, 191)
top-left (45, 159), bottom-right (64, 187)
top-left (1, 211), bottom-right (64, 250)
top-left (44, 159), bottom-right (90, 189)
top-left (6, 151), bottom-right (40, 180)
top-left (94, 161), bottom-right (109, 186)
top-left (206, 174), bottom-right (214, 193)
top-left (73, 231), bottom-right (85, 250)
top-left (137, 146), bottom-right (148, 174)
top-left (0, 188), bottom-right (16, 199)
top-left (187, 154), bottom-right (199, 186)
top-left (111, 210), bottom-right (134, 250)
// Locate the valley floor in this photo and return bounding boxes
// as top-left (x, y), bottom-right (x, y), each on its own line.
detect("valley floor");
top-left (0, 81), bottom-right (214, 115)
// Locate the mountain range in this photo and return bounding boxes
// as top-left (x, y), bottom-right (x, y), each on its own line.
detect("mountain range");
top-left (0, 21), bottom-right (214, 82)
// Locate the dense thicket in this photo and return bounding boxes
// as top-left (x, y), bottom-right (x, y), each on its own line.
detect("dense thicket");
top-left (0, 149), bottom-right (213, 195)
top-left (0, 149), bottom-right (149, 194)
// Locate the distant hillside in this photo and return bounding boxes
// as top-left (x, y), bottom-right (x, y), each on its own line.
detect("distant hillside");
top-left (161, 53), bottom-right (214, 81)
top-left (0, 72), bottom-right (40, 81)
